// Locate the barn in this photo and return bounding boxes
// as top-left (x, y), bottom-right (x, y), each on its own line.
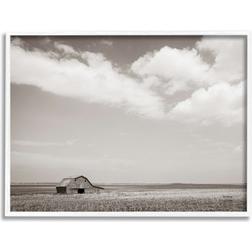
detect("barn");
top-left (56, 175), bottom-right (104, 194)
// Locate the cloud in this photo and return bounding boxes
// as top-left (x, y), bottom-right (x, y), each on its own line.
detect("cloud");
top-left (12, 139), bottom-right (80, 147)
top-left (11, 37), bottom-right (246, 126)
top-left (131, 46), bottom-right (210, 94)
top-left (11, 40), bottom-right (164, 119)
top-left (54, 42), bottom-right (78, 55)
top-left (169, 82), bottom-right (244, 126)
top-left (196, 36), bottom-right (245, 84)
top-left (12, 37), bottom-right (27, 47)
top-left (131, 36), bottom-right (246, 95)
top-left (100, 39), bottom-right (113, 46)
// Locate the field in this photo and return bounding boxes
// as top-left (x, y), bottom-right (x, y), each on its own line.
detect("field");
top-left (10, 184), bottom-right (246, 212)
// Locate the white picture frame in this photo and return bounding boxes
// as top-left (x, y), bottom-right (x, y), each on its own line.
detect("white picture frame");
top-left (5, 31), bottom-right (251, 217)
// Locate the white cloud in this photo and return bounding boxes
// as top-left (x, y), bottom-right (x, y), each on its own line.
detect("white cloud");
top-left (11, 37), bottom-right (246, 126)
top-left (11, 37), bottom-right (26, 47)
top-left (12, 139), bottom-right (80, 147)
top-left (100, 39), bottom-right (113, 46)
top-left (169, 82), bottom-right (244, 126)
top-left (11, 41), bottom-right (164, 119)
top-left (131, 37), bottom-right (246, 95)
top-left (54, 42), bottom-right (78, 55)
top-left (196, 36), bottom-right (245, 84)
top-left (131, 46), bottom-right (210, 94)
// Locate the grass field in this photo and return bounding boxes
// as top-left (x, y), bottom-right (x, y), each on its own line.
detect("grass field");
top-left (10, 184), bottom-right (246, 212)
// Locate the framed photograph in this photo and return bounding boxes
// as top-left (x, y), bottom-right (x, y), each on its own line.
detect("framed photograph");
top-left (5, 31), bottom-right (250, 217)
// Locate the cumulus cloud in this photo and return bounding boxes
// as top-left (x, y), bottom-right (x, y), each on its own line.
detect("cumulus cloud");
top-left (169, 82), bottom-right (244, 126)
top-left (11, 40), bottom-right (164, 119)
top-left (196, 36), bottom-right (245, 84)
top-left (131, 46), bottom-right (211, 94)
top-left (54, 42), bottom-right (78, 55)
top-left (131, 36), bottom-right (246, 95)
top-left (11, 37), bottom-right (246, 126)
top-left (129, 36), bottom-right (246, 126)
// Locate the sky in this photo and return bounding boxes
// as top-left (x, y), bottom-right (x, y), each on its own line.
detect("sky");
top-left (10, 35), bottom-right (247, 184)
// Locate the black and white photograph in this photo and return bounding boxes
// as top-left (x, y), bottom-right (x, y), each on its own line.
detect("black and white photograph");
top-left (6, 33), bottom-right (249, 216)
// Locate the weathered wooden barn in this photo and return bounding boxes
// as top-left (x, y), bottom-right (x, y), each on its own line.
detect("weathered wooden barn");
top-left (56, 175), bottom-right (103, 194)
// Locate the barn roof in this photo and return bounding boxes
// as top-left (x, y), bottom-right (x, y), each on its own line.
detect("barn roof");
top-left (56, 175), bottom-right (104, 189)
top-left (64, 175), bottom-right (85, 179)
top-left (56, 178), bottom-right (72, 187)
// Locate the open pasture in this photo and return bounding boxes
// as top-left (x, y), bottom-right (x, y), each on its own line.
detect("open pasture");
top-left (10, 184), bottom-right (246, 212)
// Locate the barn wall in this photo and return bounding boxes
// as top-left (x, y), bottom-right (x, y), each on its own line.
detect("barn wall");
top-left (66, 177), bottom-right (99, 194)
top-left (66, 187), bottom-right (100, 194)
top-left (56, 187), bottom-right (66, 193)
top-left (56, 177), bottom-right (102, 194)
top-left (66, 187), bottom-right (78, 194)
top-left (67, 177), bottom-right (93, 190)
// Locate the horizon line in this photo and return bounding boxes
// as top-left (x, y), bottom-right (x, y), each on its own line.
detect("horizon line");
top-left (11, 182), bottom-right (247, 185)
